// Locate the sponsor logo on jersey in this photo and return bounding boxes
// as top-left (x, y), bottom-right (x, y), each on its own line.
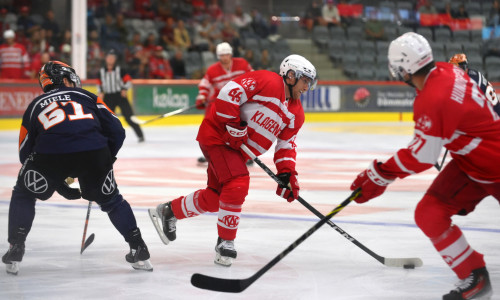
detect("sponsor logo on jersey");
top-left (416, 114), bottom-right (432, 132)
top-left (102, 169), bottom-right (116, 195)
top-left (241, 78), bottom-right (256, 91)
top-left (220, 215), bottom-right (240, 228)
top-left (250, 110), bottom-right (283, 136)
top-left (24, 170), bottom-right (48, 193)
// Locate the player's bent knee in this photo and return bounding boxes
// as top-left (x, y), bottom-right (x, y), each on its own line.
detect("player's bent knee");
top-left (415, 194), bottom-right (452, 238)
top-left (220, 175), bottom-right (250, 205)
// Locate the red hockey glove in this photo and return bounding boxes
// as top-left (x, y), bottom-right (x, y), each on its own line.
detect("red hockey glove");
top-left (276, 172), bottom-right (299, 202)
top-left (195, 96), bottom-right (206, 109)
top-left (223, 121), bottom-right (248, 150)
top-left (350, 160), bottom-right (395, 204)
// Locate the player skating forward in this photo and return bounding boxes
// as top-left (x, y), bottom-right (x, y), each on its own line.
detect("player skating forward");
top-left (150, 54), bottom-right (317, 266)
top-left (350, 32), bottom-right (499, 299)
top-left (449, 53), bottom-right (500, 117)
top-left (195, 42), bottom-right (253, 164)
top-left (2, 61), bottom-right (152, 275)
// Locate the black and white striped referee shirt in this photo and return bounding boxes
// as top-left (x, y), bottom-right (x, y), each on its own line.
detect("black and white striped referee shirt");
top-left (98, 66), bottom-right (132, 94)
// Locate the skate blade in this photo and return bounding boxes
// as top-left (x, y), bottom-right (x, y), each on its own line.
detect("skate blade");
top-left (131, 259), bottom-right (153, 272)
top-left (5, 261), bottom-right (20, 275)
top-left (214, 254), bottom-right (233, 267)
top-left (148, 208), bottom-right (170, 245)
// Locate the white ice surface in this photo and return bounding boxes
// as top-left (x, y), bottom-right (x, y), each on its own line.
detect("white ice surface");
top-left (0, 123), bottom-right (498, 300)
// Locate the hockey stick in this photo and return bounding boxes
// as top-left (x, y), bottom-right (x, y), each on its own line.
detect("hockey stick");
top-left (240, 144), bottom-right (423, 268)
top-left (80, 201), bottom-right (95, 254)
top-left (141, 104), bottom-right (198, 125)
top-left (434, 149), bottom-right (448, 171)
top-left (191, 188), bottom-right (361, 292)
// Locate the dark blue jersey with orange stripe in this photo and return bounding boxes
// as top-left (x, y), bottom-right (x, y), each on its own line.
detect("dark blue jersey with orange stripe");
top-left (18, 87), bottom-right (125, 163)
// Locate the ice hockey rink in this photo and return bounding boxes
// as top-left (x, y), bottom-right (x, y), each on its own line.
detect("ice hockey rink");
top-left (0, 122), bottom-right (499, 300)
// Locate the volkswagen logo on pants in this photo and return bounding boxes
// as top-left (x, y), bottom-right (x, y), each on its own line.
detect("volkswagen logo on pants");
top-left (102, 169), bottom-right (116, 195)
top-left (24, 170), bottom-right (48, 193)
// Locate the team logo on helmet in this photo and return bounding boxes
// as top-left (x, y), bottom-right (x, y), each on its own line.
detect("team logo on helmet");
top-left (241, 78), bottom-right (256, 91)
top-left (24, 170), bottom-right (48, 193)
top-left (102, 170), bottom-right (116, 195)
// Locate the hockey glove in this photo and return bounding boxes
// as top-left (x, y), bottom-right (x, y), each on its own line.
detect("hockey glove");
top-left (195, 96), bottom-right (207, 109)
top-left (276, 172), bottom-right (299, 202)
top-left (56, 181), bottom-right (81, 200)
top-left (223, 121), bottom-right (248, 150)
top-left (350, 160), bottom-right (395, 204)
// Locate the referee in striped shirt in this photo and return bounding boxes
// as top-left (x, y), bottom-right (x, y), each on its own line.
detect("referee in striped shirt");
top-left (98, 49), bottom-right (144, 142)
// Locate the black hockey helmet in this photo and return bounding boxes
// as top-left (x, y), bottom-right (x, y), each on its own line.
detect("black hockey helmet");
top-left (38, 61), bottom-right (81, 92)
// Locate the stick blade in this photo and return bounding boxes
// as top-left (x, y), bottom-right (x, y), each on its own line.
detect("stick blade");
top-left (191, 273), bottom-right (249, 293)
top-left (80, 233), bottom-right (95, 254)
top-left (384, 257), bottom-right (423, 268)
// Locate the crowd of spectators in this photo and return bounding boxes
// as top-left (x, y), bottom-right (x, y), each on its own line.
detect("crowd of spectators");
top-left (0, 0), bottom-right (280, 80)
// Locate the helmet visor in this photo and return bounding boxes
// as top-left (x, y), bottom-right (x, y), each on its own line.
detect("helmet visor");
top-left (296, 70), bottom-right (317, 91)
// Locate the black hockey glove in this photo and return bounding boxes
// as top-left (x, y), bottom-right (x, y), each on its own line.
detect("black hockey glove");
top-left (56, 181), bottom-right (82, 200)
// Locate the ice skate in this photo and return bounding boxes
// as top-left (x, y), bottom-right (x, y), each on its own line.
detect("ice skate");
top-left (214, 237), bottom-right (237, 267)
top-left (2, 243), bottom-right (25, 275)
top-left (442, 267), bottom-right (492, 300)
top-left (125, 228), bottom-right (153, 271)
top-left (149, 201), bottom-right (177, 245)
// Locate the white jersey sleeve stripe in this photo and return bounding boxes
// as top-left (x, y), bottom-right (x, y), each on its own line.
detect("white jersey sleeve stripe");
top-left (393, 153), bottom-right (416, 175)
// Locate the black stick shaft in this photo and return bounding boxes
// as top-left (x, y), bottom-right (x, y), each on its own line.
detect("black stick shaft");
top-left (240, 144), bottom-right (387, 265)
top-left (80, 201), bottom-right (92, 254)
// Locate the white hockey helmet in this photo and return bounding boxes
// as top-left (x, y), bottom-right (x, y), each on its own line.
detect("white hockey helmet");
top-left (388, 32), bottom-right (433, 83)
top-left (279, 54), bottom-right (317, 90)
top-left (216, 42), bottom-right (233, 58)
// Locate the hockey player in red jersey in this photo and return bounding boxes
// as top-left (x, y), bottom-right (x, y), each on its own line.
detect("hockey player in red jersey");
top-left (350, 32), bottom-right (499, 299)
top-left (0, 29), bottom-right (30, 78)
top-left (150, 54), bottom-right (317, 266)
top-left (2, 61), bottom-right (152, 275)
top-left (195, 42), bottom-right (253, 164)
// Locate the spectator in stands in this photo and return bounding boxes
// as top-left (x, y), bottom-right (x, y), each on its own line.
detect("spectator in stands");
top-left (59, 29), bottom-right (72, 63)
top-left (29, 51), bottom-right (50, 79)
top-left (148, 45), bottom-right (173, 79)
top-left (193, 16), bottom-right (215, 52)
top-left (128, 48), bottom-right (149, 79)
top-left (243, 48), bottom-right (257, 67)
top-left (220, 20), bottom-right (241, 57)
top-left (94, 0), bottom-right (119, 18)
top-left (207, 0), bottom-right (224, 21)
top-left (304, 0), bottom-right (325, 32)
top-left (41, 10), bottom-right (59, 38)
top-left (0, 29), bottom-right (30, 78)
top-left (134, 0), bottom-right (155, 19)
top-left (16, 6), bottom-right (36, 37)
top-left (257, 48), bottom-right (273, 71)
top-left (169, 48), bottom-right (187, 79)
top-left (250, 9), bottom-right (270, 39)
top-left (87, 29), bottom-right (104, 79)
top-left (115, 13), bottom-right (129, 46)
top-left (127, 31), bottom-right (144, 60)
top-left (487, 0), bottom-right (500, 27)
top-left (322, 0), bottom-right (341, 28)
top-left (0, 8), bottom-right (16, 36)
top-left (100, 14), bottom-right (123, 53)
top-left (418, 0), bottom-right (437, 14)
top-left (364, 9), bottom-right (387, 41)
top-left (173, 19), bottom-right (192, 51)
top-left (156, 0), bottom-right (173, 20)
top-left (453, 4), bottom-right (469, 20)
top-left (231, 5), bottom-right (252, 36)
top-left (143, 32), bottom-right (159, 54)
top-left (159, 16), bottom-right (176, 51)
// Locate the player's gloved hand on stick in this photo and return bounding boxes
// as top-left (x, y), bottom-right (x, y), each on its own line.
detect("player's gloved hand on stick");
top-left (350, 160), bottom-right (395, 204)
top-left (56, 180), bottom-right (81, 200)
top-left (276, 172), bottom-right (299, 202)
top-left (223, 121), bottom-right (248, 150)
top-left (195, 96), bottom-right (206, 109)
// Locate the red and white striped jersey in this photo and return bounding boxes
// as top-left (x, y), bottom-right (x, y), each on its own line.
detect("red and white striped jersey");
top-left (0, 42), bottom-right (30, 78)
top-left (197, 70), bottom-right (304, 174)
top-left (197, 57), bottom-right (253, 103)
top-left (380, 62), bottom-right (500, 183)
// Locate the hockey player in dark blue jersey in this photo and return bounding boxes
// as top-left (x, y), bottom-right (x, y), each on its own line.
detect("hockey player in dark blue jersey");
top-left (2, 61), bottom-right (152, 274)
top-left (449, 53), bottom-right (500, 117)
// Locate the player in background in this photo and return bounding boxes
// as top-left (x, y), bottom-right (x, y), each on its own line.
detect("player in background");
top-left (449, 53), bottom-right (500, 117)
top-left (350, 32), bottom-right (499, 299)
top-left (195, 42), bottom-right (253, 164)
top-left (2, 61), bottom-right (152, 275)
top-left (98, 49), bottom-right (145, 143)
top-left (150, 55), bottom-right (317, 266)
top-left (0, 29), bottom-right (30, 78)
